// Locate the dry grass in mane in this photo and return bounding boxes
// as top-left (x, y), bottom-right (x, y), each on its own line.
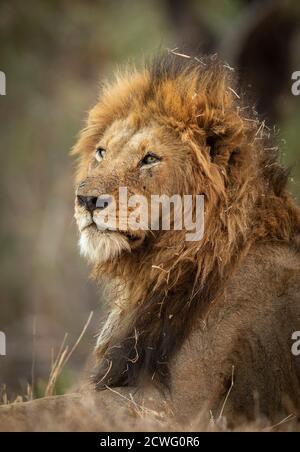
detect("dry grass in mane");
top-left (73, 53), bottom-right (300, 391)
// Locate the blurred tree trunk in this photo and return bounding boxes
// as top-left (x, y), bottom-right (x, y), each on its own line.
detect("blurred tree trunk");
top-left (223, 0), bottom-right (299, 122)
top-left (164, 0), bottom-right (299, 122)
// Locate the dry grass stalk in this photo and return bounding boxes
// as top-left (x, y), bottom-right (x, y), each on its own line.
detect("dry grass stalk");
top-left (45, 311), bottom-right (93, 397)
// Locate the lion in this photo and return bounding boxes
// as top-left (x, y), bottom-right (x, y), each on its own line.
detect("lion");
top-left (1, 53), bottom-right (300, 431)
top-left (71, 53), bottom-right (300, 424)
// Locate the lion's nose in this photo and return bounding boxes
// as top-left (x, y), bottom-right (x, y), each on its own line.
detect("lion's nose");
top-left (96, 196), bottom-right (113, 211)
top-left (77, 195), bottom-right (113, 213)
top-left (77, 195), bottom-right (98, 213)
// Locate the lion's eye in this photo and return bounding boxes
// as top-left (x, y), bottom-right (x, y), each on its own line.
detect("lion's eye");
top-left (95, 147), bottom-right (106, 162)
top-left (140, 153), bottom-right (161, 167)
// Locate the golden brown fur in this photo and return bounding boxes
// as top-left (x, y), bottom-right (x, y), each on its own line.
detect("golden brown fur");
top-left (72, 54), bottom-right (300, 421)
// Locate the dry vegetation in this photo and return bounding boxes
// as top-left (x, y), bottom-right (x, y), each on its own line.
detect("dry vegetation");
top-left (1, 390), bottom-right (299, 432)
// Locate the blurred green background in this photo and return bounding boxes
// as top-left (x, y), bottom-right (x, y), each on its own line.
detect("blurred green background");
top-left (0, 0), bottom-right (299, 400)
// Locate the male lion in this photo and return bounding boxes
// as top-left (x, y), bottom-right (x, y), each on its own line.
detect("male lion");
top-left (71, 54), bottom-right (300, 424)
top-left (1, 54), bottom-right (300, 430)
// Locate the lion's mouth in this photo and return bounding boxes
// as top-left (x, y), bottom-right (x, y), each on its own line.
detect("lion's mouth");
top-left (122, 230), bottom-right (141, 242)
top-left (84, 222), bottom-right (143, 244)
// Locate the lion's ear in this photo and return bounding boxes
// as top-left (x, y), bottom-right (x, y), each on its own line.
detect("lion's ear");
top-left (195, 69), bottom-right (245, 168)
top-left (205, 131), bottom-right (238, 170)
top-left (206, 134), bottom-right (219, 162)
top-left (203, 109), bottom-right (245, 170)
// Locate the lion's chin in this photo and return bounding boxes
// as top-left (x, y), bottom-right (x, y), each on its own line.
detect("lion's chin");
top-left (79, 225), bottom-right (142, 263)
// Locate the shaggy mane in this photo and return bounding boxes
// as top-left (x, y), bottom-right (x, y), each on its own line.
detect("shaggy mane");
top-left (74, 53), bottom-right (300, 391)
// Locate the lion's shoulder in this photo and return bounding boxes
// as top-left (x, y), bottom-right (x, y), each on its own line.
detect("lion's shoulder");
top-left (228, 240), bottom-right (300, 294)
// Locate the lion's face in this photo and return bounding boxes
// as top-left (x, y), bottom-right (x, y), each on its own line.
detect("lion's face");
top-left (75, 116), bottom-right (196, 263)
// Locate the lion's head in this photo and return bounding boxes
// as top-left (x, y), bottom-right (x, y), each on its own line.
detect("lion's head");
top-left (73, 55), bottom-right (248, 267)
top-left (74, 115), bottom-right (200, 263)
top-left (73, 54), bottom-right (300, 390)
